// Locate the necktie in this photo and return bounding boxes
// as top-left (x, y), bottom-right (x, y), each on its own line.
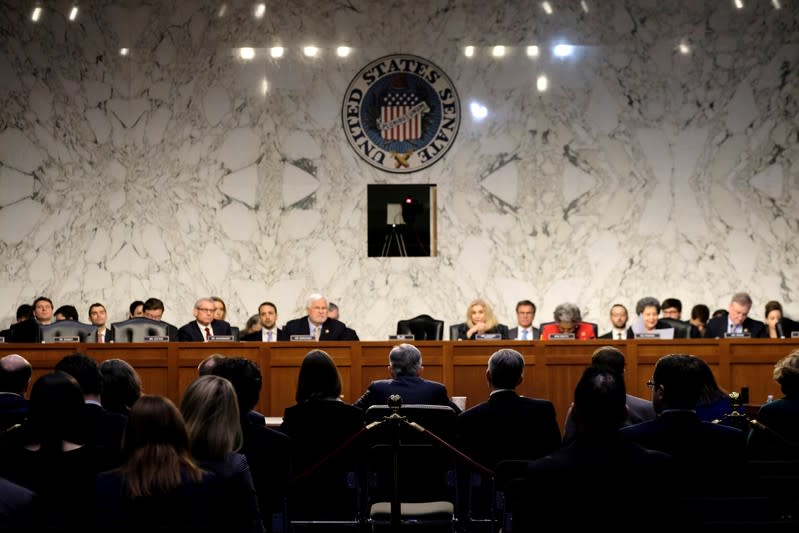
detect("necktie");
top-left (267, 330), bottom-right (273, 342)
top-left (617, 332), bottom-right (622, 340)
top-left (98, 332), bottom-right (104, 343)
top-left (313, 326), bottom-right (320, 340)
top-left (204, 327), bottom-right (211, 341)
top-left (521, 329), bottom-right (529, 340)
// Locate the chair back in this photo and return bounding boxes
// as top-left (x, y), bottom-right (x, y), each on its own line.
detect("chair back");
top-left (450, 323), bottom-right (464, 340)
top-left (111, 317), bottom-right (172, 342)
top-left (660, 318), bottom-right (698, 338)
top-left (39, 320), bottom-right (97, 343)
top-left (396, 314), bottom-right (444, 340)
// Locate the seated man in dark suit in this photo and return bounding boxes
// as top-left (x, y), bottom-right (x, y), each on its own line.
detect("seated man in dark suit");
top-left (621, 353), bottom-right (748, 493)
top-left (142, 297), bottom-right (179, 341)
top-left (282, 293), bottom-right (351, 341)
top-left (508, 300), bottom-right (540, 340)
top-left (0, 304), bottom-right (33, 341)
top-left (456, 348), bottom-right (560, 469)
top-left (353, 343), bottom-right (460, 412)
top-left (703, 292), bottom-right (766, 338)
top-left (599, 303), bottom-right (629, 339)
top-left (242, 301), bottom-right (287, 342)
top-left (177, 297), bottom-right (233, 341)
top-left (88, 302), bottom-right (114, 343)
top-left (0, 354), bottom-right (31, 432)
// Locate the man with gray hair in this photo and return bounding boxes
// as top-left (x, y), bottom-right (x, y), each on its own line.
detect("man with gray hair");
top-left (177, 297), bottom-right (233, 341)
top-left (283, 292), bottom-right (350, 341)
top-left (456, 349), bottom-right (560, 469)
top-left (703, 292), bottom-right (766, 338)
top-left (353, 343), bottom-right (460, 412)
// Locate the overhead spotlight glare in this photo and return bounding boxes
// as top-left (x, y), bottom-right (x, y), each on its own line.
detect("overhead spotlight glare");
top-left (303, 46), bottom-right (319, 57)
top-left (553, 44), bottom-right (574, 57)
top-left (261, 78), bottom-right (269, 95)
top-left (254, 3), bottom-right (266, 18)
top-left (733, 0), bottom-right (744, 8)
top-left (581, 1), bottom-right (589, 12)
top-left (239, 47), bottom-right (255, 60)
top-left (542, 1), bottom-right (553, 15)
top-left (527, 45), bottom-right (540, 57)
top-left (69, 6), bottom-right (78, 21)
top-left (464, 46), bottom-right (475, 57)
top-left (771, 0), bottom-right (781, 8)
top-left (492, 46), bottom-right (506, 57)
top-left (120, 48), bottom-right (129, 56)
top-left (270, 46), bottom-right (284, 58)
top-left (336, 46), bottom-right (351, 57)
top-left (469, 101), bottom-right (488, 120)
top-left (218, 4), bottom-right (227, 17)
top-left (536, 74), bottom-right (548, 92)
top-left (678, 42), bottom-right (690, 55)
top-left (31, 7), bottom-right (42, 21)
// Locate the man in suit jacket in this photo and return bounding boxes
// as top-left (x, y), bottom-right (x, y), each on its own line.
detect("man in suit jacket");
top-left (0, 354), bottom-right (31, 432)
top-left (88, 303), bottom-right (114, 343)
top-left (178, 297), bottom-right (233, 341)
top-left (621, 354), bottom-right (747, 493)
top-left (456, 348), bottom-right (560, 469)
top-left (703, 292), bottom-right (767, 338)
top-left (353, 343), bottom-right (460, 412)
top-left (242, 301), bottom-right (287, 342)
top-left (508, 299), bottom-right (540, 340)
top-left (562, 346), bottom-right (655, 443)
top-left (599, 303), bottom-right (630, 339)
top-left (282, 293), bottom-right (350, 341)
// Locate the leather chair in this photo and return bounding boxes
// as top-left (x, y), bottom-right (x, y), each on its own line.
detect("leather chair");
top-left (111, 317), bottom-right (176, 342)
top-left (660, 318), bottom-right (700, 338)
top-left (39, 320), bottom-right (97, 343)
top-left (396, 314), bottom-right (444, 340)
top-left (450, 323), bottom-right (465, 340)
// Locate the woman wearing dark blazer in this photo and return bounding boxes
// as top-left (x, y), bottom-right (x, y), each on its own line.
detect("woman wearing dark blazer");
top-left (454, 298), bottom-right (509, 340)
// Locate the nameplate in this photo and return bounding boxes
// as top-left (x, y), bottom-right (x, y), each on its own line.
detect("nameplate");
top-left (724, 332), bottom-right (751, 338)
top-left (290, 335), bottom-right (315, 341)
top-left (475, 333), bottom-right (502, 340)
top-left (144, 335), bottom-right (169, 342)
top-left (549, 333), bottom-right (575, 340)
top-left (792, 331), bottom-right (799, 338)
top-left (53, 336), bottom-right (80, 343)
top-left (209, 335), bottom-right (235, 341)
top-left (389, 334), bottom-right (415, 340)
top-left (636, 332), bottom-right (661, 339)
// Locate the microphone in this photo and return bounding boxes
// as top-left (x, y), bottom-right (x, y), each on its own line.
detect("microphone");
top-left (777, 322), bottom-right (785, 339)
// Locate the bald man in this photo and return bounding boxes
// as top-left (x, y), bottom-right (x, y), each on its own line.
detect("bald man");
top-left (0, 354), bottom-right (32, 431)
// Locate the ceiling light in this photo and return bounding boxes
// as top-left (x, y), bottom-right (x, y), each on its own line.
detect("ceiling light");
top-left (469, 101), bottom-right (488, 120)
top-left (120, 48), bottom-right (129, 56)
top-left (31, 7), bottom-right (42, 21)
top-left (772, 0), bottom-right (781, 8)
top-left (492, 46), bottom-right (506, 57)
top-left (527, 45), bottom-right (540, 57)
top-left (678, 42), bottom-right (690, 55)
top-left (303, 46), bottom-right (319, 57)
top-left (336, 46), bottom-right (351, 57)
top-left (542, 2), bottom-right (553, 15)
top-left (553, 44), bottom-right (574, 57)
top-left (255, 3), bottom-right (265, 18)
top-left (69, 7), bottom-right (78, 21)
top-left (464, 46), bottom-right (475, 57)
top-left (581, 1), bottom-right (589, 12)
top-left (261, 78), bottom-right (268, 95)
top-left (536, 74), bottom-right (548, 92)
top-left (270, 46), bottom-right (284, 58)
top-left (239, 47), bottom-right (255, 60)
top-left (733, 0), bottom-right (744, 8)
top-left (218, 4), bottom-right (227, 17)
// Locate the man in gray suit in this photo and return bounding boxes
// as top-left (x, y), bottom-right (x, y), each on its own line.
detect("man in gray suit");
top-left (508, 300), bottom-right (540, 340)
top-left (562, 345), bottom-right (655, 443)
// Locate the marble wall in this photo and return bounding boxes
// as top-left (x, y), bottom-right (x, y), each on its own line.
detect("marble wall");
top-left (1, 0), bottom-right (797, 339)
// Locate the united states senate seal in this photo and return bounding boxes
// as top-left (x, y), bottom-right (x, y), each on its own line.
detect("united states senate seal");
top-left (342, 54), bottom-right (461, 173)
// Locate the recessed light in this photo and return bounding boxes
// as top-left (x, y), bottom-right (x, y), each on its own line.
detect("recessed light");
top-left (492, 46), bottom-right (506, 57)
top-left (336, 46), bottom-right (351, 58)
top-left (537, 74), bottom-right (548, 92)
top-left (69, 7), bottom-right (78, 21)
top-left (303, 46), bottom-right (319, 57)
top-left (31, 7), bottom-right (42, 22)
top-left (255, 3), bottom-right (266, 18)
top-left (239, 47), bottom-right (255, 60)
top-left (270, 47), bottom-right (284, 58)
top-left (527, 45), bottom-right (540, 57)
top-left (464, 46), bottom-right (475, 57)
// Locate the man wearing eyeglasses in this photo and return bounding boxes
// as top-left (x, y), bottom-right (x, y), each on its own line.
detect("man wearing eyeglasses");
top-left (178, 297), bottom-right (233, 342)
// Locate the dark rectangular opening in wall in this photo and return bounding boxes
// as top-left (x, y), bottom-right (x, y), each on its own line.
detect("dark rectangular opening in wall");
top-left (367, 184), bottom-right (437, 257)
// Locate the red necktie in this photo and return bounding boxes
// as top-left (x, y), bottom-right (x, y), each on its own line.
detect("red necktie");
top-left (204, 327), bottom-right (211, 340)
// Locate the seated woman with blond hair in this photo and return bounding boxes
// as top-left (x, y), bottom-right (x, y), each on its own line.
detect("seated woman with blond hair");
top-left (453, 298), bottom-right (509, 340)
